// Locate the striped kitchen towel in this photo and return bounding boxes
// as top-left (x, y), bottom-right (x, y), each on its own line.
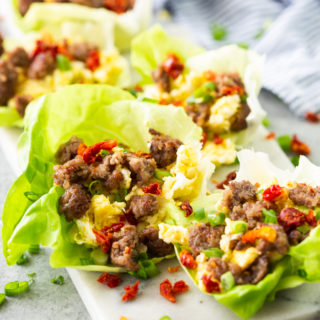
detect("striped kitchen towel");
top-left (157, 0), bottom-right (320, 116)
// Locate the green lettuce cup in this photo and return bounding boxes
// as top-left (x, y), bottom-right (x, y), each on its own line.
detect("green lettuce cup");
top-left (2, 84), bottom-right (216, 278)
top-left (158, 149), bottom-right (320, 319)
top-left (131, 25), bottom-right (266, 167)
top-left (12, 0), bottom-right (152, 51)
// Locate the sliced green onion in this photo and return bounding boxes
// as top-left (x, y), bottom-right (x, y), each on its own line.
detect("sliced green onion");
top-left (160, 316), bottom-right (172, 320)
top-left (56, 54), bottom-right (71, 71)
top-left (114, 188), bottom-right (127, 202)
top-left (203, 248), bottom-right (224, 258)
top-left (240, 95), bottom-right (247, 103)
top-left (230, 221), bottom-right (248, 234)
top-left (209, 212), bottom-right (226, 226)
top-left (277, 135), bottom-right (292, 152)
top-left (80, 258), bottom-right (94, 266)
top-left (221, 271), bottom-right (235, 291)
top-left (24, 191), bottom-right (41, 202)
top-left (27, 272), bottom-right (36, 278)
top-left (0, 293), bottom-right (5, 305)
top-left (137, 97), bottom-right (159, 103)
top-left (155, 169), bottom-right (172, 180)
top-left (136, 252), bottom-right (148, 261)
top-left (5, 281), bottom-right (30, 296)
top-left (211, 23), bottom-right (227, 41)
top-left (262, 208), bottom-right (278, 224)
top-left (51, 275), bottom-right (64, 285)
top-left (298, 269), bottom-right (307, 278)
top-left (16, 253), bottom-right (29, 265)
top-left (88, 180), bottom-right (103, 196)
top-left (238, 42), bottom-right (249, 49)
top-left (262, 116), bottom-right (270, 128)
top-left (257, 188), bottom-right (264, 194)
top-left (202, 81), bottom-right (216, 91)
top-left (100, 150), bottom-right (110, 158)
top-left (291, 155), bottom-right (300, 167)
top-left (28, 244), bottom-right (40, 254)
top-left (127, 88), bottom-right (139, 97)
top-left (90, 248), bottom-right (108, 265)
top-left (254, 19), bottom-right (273, 39)
top-left (315, 208), bottom-right (320, 221)
top-left (194, 208), bottom-right (205, 221)
top-left (129, 256), bottom-right (160, 279)
top-left (233, 156), bottom-right (240, 165)
top-left (297, 224), bottom-right (310, 235)
top-left (141, 260), bottom-right (160, 278)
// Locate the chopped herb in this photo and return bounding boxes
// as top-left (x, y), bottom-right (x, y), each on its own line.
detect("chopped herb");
top-left (24, 191), bottom-right (41, 202)
top-left (0, 293), bottom-right (5, 305)
top-left (51, 275), bottom-right (65, 285)
top-left (80, 258), bottom-right (95, 266)
top-left (262, 116), bottom-right (270, 128)
top-left (203, 248), bottom-right (224, 258)
top-left (127, 88), bottom-right (139, 97)
top-left (56, 54), bottom-right (71, 71)
top-left (230, 221), bottom-right (248, 234)
top-left (209, 212), bottom-right (226, 226)
top-left (155, 169), bottom-right (172, 180)
top-left (202, 81), bottom-right (216, 91)
top-left (240, 95), bottom-right (247, 103)
top-left (291, 155), bottom-right (300, 167)
top-left (257, 188), bottom-right (264, 194)
top-left (233, 156), bottom-right (240, 165)
top-left (298, 269), bottom-right (307, 278)
top-left (5, 281), bottom-right (30, 296)
top-left (254, 19), bottom-right (273, 39)
top-left (221, 271), bottom-right (235, 291)
top-left (28, 244), bottom-right (40, 254)
top-left (129, 257), bottom-right (160, 280)
top-left (88, 180), bottom-right (103, 196)
top-left (115, 188), bottom-right (127, 202)
top-left (137, 97), bottom-right (159, 103)
top-left (315, 208), bottom-right (320, 221)
top-left (194, 208), bottom-right (205, 221)
top-left (160, 317), bottom-right (172, 320)
top-left (238, 42), bottom-right (249, 49)
top-left (211, 23), bottom-right (227, 41)
top-left (16, 253), bottom-right (29, 265)
top-left (277, 135), bottom-right (292, 152)
top-left (100, 150), bottom-right (110, 158)
top-left (297, 224), bottom-right (310, 235)
top-left (27, 272), bottom-right (36, 278)
top-left (262, 208), bottom-right (278, 224)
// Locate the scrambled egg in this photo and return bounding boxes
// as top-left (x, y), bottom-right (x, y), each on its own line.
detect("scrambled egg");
top-left (207, 95), bottom-right (241, 133)
top-left (231, 247), bottom-right (260, 270)
top-left (202, 138), bottom-right (237, 165)
top-left (158, 223), bottom-right (189, 245)
top-left (195, 253), bottom-right (209, 291)
top-left (162, 141), bottom-right (214, 201)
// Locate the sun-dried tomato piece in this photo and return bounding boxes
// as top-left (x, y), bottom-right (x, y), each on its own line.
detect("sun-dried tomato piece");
top-left (142, 183), bottom-right (161, 195)
top-left (122, 280), bottom-right (139, 302)
top-left (82, 140), bottom-right (117, 164)
top-left (216, 171), bottom-right (237, 190)
top-left (179, 200), bottom-right (193, 217)
top-left (242, 226), bottom-right (277, 243)
top-left (77, 143), bottom-right (87, 156)
top-left (163, 53), bottom-right (184, 79)
top-left (278, 207), bottom-right (306, 232)
top-left (124, 209), bottom-right (138, 225)
top-left (201, 274), bottom-right (220, 293)
top-left (86, 49), bottom-right (100, 71)
top-left (168, 265), bottom-right (181, 273)
top-left (305, 112), bottom-right (320, 123)
top-left (306, 210), bottom-right (317, 227)
top-left (101, 222), bottom-right (124, 234)
top-left (172, 101), bottom-right (182, 106)
top-left (172, 280), bottom-right (189, 295)
top-left (262, 185), bottom-right (283, 202)
top-left (160, 279), bottom-right (176, 303)
top-left (93, 229), bottom-right (113, 253)
top-left (179, 250), bottom-right (197, 269)
top-left (201, 132), bottom-right (207, 147)
top-left (291, 134), bottom-right (311, 155)
top-left (213, 133), bottom-right (224, 145)
top-left (265, 132), bottom-right (276, 139)
top-left (134, 85), bottom-right (142, 91)
top-left (97, 272), bottom-right (121, 288)
top-left (204, 70), bottom-right (216, 81)
top-left (103, 0), bottom-right (130, 14)
top-left (31, 40), bottom-right (58, 60)
top-left (222, 86), bottom-right (244, 96)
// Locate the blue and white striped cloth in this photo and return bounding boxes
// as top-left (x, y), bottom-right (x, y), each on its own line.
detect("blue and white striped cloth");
top-left (157, 0), bottom-right (320, 116)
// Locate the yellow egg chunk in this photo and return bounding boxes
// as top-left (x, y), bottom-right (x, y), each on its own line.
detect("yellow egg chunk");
top-left (158, 223), bottom-right (189, 245)
top-left (231, 247), bottom-right (260, 270)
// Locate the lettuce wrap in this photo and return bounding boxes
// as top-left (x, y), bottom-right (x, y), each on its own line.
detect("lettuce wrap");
top-left (158, 149), bottom-right (320, 319)
top-left (3, 84), bottom-right (216, 277)
top-left (12, 0), bottom-right (152, 51)
top-left (131, 25), bottom-right (266, 166)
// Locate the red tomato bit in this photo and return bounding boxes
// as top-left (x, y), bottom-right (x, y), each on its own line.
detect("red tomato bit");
top-left (168, 265), bottom-right (181, 273)
top-left (201, 132), bottom-right (207, 146)
top-left (82, 140), bottom-right (117, 164)
top-left (100, 222), bottom-right (124, 234)
top-left (306, 210), bottom-right (317, 227)
top-left (221, 86), bottom-right (244, 96)
top-left (77, 143), bottom-right (87, 156)
top-left (305, 112), bottom-right (320, 123)
top-left (172, 280), bottom-right (189, 295)
top-left (160, 279), bottom-right (176, 303)
top-left (242, 226), bottom-right (277, 243)
top-left (179, 200), bottom-right (193, 217)
top-left (179, 250), bottom-right (197, 269)
top-left (142, 183), bottom-right (161, 195)
top-left (265, 132), bottom-right (276, 139)
top-left (92, 229), bottom-right (113, 253)
top-left (204, 70), bottom-right (216, 81)
top-left (213, 133), bottom-right (224, 145)
top-left (103, 0), bottom-right (130, 14)
top-left (201, 274), bottom-right (220, 293)
top-left (262, 185), bottom-right (283, 202)
top-left (163, 53), bottom-right (184, 79)
top-left (122, 280), bottom-right (139, 302)
top-left (86, 50), bottom-right (100, 71)
top-left (97, 272), bottom-right (121, 288)
top-left (135, 150), bottom-right (151, 158)
top-left (278, 208), bottom-right (306, 232)
top-left (31, 40), bottom-right (58, 60)
top-left (216, 171), bottom-right (237, 190)
top-left (291, 134), bottom-right (311, 155)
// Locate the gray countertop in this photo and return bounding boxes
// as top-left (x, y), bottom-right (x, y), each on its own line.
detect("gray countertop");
top-left (0, 90), bottom-right (319, 319)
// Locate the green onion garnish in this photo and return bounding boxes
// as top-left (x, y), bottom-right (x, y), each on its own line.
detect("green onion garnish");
top-left (5, 281), bottom-right (30, 296)
top-left (203, 248), bottom-right (224, 258)
top-left (297, 224), bottom-right (310, 235)
top-left (254, 19), bottom-right (273, 39)
top-left (211, 23), bottom-right (227, 41)
top-left (209, 212), bottom-right (226, 226)
top-left (277, 135), bottom-right (292, 152)
top-left (56, 54), bottom-right (71, 71)
top-left (298, 269), bottom-right (307, 278)
top-left (155, 169), bottom-right (172, 180)
top-left (16, 253), bottom-right (29, 265)
top-left (80, 258), bottom-right (94, 266)
top-left (129, 255), bottom-right (160, 279)
top-left (100, 150), bottom-right (110, 158)
top-left (194, 208), bottom-right (205, 221)
top-left (221, 271), bottom-right (235, 291)
top-left (137, 97), bottom-right (159, 103)
top-left (127, 88), bottom-right (139, 98)
top-left (202, 81), bottom-right (216, 91)
top-left (233, 156), bottom-right (240, 165)
top-left (160, 317), bottom-right (172, 320)
top-left (24, 191), bottom-right (41, 202)
top-left (262, 116), bottom-right (270, 128)
top-left (141, 260), bottom-right (160, 278)
top-left (291, 155), bottom-right (300, 167)
top-left (27, 273), bottom-right (36, 278)
top-left (0, 293), bottom-right (5, 305)
top-left (114, 188), bottom-right (127, 202)
top-left (262, 208), bottom-right (278, 224)
top-left (240, 95), bottom-right (247, 103)
top-left (315, 208), bottom-right (320, 221)
top-left (51, 275), bottom-right (65, 285)
top-left (237, 42), bottom-right (249, 49)
top-left (88, 180), bottom-right (103, 196)
top-left (28, 244), bottom-right (40, 254)
top-left (230, 221), bottom-right (248, 234)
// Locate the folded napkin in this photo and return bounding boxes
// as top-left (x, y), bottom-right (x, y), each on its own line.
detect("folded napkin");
top-left (157, 0), bottom-right (320, 116)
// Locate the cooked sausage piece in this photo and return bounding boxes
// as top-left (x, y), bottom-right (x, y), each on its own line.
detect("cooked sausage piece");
top-left (288, 183), bottom-right (320, 208)
top-left (140, 227), bottom-right (173, 257)
top-left (230, 102), bottom-right (250, 131)
top-left (0, 61), bottom-right (18, 105)
top-left (128, 195), bottom-right (159, 219)
top-left (7, 47), bottom-right (31, 68)
top-left (110, 225), bottom-right (139, 271)
top-left (59, 184), bottom-right (91, 221)
top-left (14, 95), bottom-right (32, 117)
top-left (0, 33), bottom-right (4, 56)
top-left (68, 42), bottom-right (98, 62)
top-left (18, 0), bottom-right (43, 16)
top-left (152, 65), bottom-right (171, 92)
top-left (149, 134), bottom-right (182, 168)
top-left (206, 257), bottom-right (229, 281)
top-left (185, 101), bottom-right (211, 128)
top-left (55, 136), bottom-right (84, 164)
top-left (28, 52), bottom-right (56, 79)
